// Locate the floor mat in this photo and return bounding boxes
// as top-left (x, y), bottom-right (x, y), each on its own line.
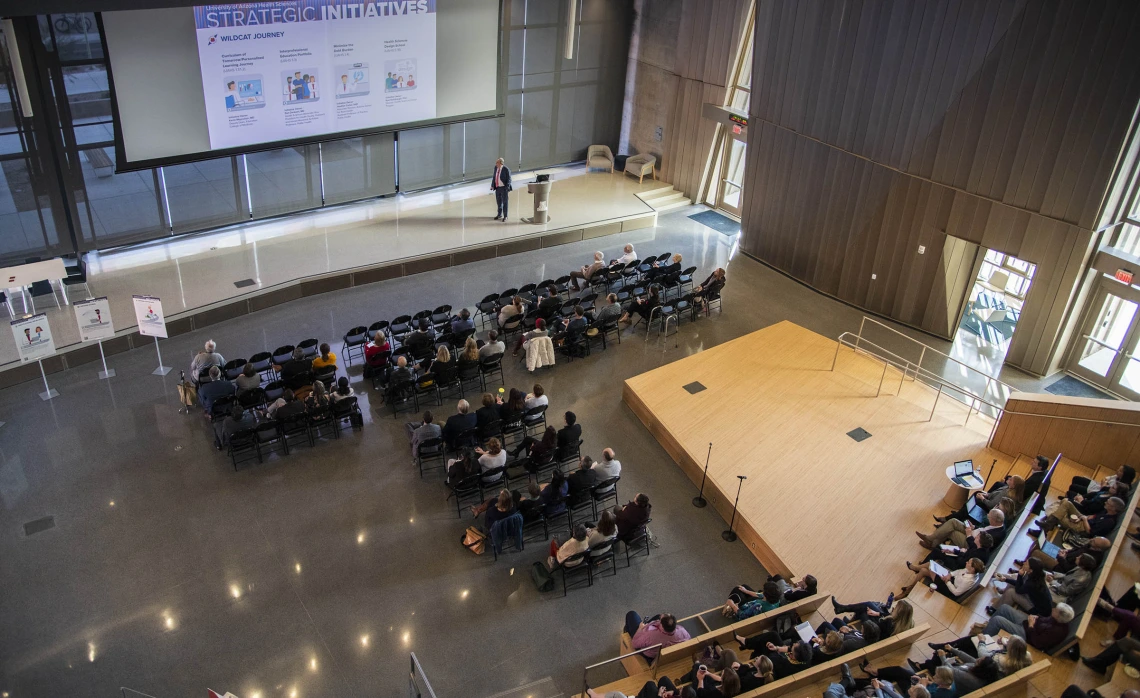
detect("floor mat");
top-left (689, 210), bottom-right (740, 235)
top-left (1044, 374), bottom-right (1118, 400)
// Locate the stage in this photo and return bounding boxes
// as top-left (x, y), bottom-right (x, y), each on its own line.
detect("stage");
top-left (0, 165), bottom-right (667, 378)
top-left (622, 320), bottom-right (1011, 603)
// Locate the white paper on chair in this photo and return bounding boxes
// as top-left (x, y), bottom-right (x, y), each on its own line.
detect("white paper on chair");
top-left (74, 297), bottom-right (115, 342)
top-left (11, 313), bottom-right (56, 363)
top-left (132, 295), bottom-right (168, 338)
top-left (794, 621), bottom-right (816, 643)
top-left (929, 561), bottom-right (950, 577)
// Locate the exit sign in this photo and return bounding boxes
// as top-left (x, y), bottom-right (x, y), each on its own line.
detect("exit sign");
top-left (1116, 269), bottom-right (1134, 284)
top-left (729, 113), bottom-right (747, 127)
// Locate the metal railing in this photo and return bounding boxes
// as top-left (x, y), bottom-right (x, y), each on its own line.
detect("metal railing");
top-left (581, 643), bottom-right (662, 696)
top-left (410, 653), bottom-right (438, 698)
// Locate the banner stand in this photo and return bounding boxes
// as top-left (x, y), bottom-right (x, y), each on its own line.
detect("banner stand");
top-left (38, 360), bottom-right (58, 401)
top-left (151, 337), bottom-right (172, 376)
top-left (97, 341), bottom-right (115, 379)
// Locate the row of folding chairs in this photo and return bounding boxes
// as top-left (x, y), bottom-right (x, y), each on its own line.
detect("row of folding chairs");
top-left (226, 396), bottom-right (361, 470)
top-left (386, 354), bottom-right (506, 418)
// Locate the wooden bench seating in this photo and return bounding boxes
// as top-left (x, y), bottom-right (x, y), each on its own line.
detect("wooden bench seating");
top-left (957, 659), bottom-right (1050, 698)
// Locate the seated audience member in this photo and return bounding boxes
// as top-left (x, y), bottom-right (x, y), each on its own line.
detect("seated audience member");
top-left (235, 363), bottom-right (262, 393)
top-left (562, 306), bottom-right (589, 339)
top-left (1048, 554), bottom-right (1096, 603)
top-left (1023, 455), bottom-right (1049, 507)
top-left (918, 508), bottom-right (1005, 550)
top-left (724, 580), bottom-right (783, 620)
top-left (429, 345), bottom-right (454, 377)
top-left (403, 319), bottom-right (435, 356)
top-left (624, 612), bottom-right (691, 661)
top-left (1067, 464), bottom-right (1136, 499)
top-left (538, 469), bottom-right (569, 517)
top-left (268, 389), bottom-right (306, 420)
top-left (311, 343), bottom-right (337, 371)
top-left (458, 337), bottom-right (480, 365)
top-left (586, 677), bottom-right (691, 698)
top-left (646, 253), bottom-right (682, 281)
top-left (860, 658), bottom-right (999, 698)
top-left (451, 308), bottom-right (475, 334)
top-left (970, 602), bottom-right (1074, 650)
top-left (480, 331), bottom-right (506, 359)
top-left (1032, 496), bottom-right (1124, 537)
top-left (198, 366), bottom-right (236, 412)
top-left (765, 641), bottom-right (814, 679)
top-left (570, 251), bottom-right (607, 291)
top-left (688, 666), bottom-right (741, 698)
top-left (475, 393), bottom-right (500, 429)
top-left (537, 287), bottom-right (563, 318)
top-left (1036, 536), bottom-right (1110, 572)
top-left (513, 317), bottom-right (549, 356)
top-left (616, 493), bottom-right (651, 542)
top-left (304, 380), bottom-right (330, 415)
top-left (364, 330), bottom-right (391, 365)
top-left (593, 293), bottom-right (623, 327)
top-left (619, 285), bottom-right (662, 326)
top-left (989, 557), bottom-right (1052, 617)
top-left (691, 268), bottom-right (726, 308)
top-left (499, 388), bottom-right (527, 424)
top-left (593, 448), bottom-right (621, 478)
top-left (484, 489), bottom-right (517, 532)
top-left (525, 384), bottom-right (548, 409)
top-left (548, 524), bottom-right (590, 569)
top-left (588, 510), bottom-right (618, 547)
top-left (513, 426), bottom-right (558, 466)
top-left (442, 400), bottom-right (477, 449)
top-left (1082, 637), bottom-right (1140, 674)
top-left (386, 356), bottom-right (416, 389)
top-left (278, 347), bottom-right (313, 388)
top-left (898, 558), bottom-right (984, 599)
top-left (1072, 480), bottom-right (1130, 516)
top-left (940, 531), bottom-right (995, 570)
top-left (832, 598), bottom-right (914, 638)
top-left (189, 339), bottom-right (225, 384)
top-left (406, 411), bottom-right (441, 456)
top-left (937, 474), bottom-right (1022, 523)
top-left (474, 437), bottom-right (507, 481)
top-left (1093, 600), bottom-right (1140, 649)
top-left (447, 450), bottom-right (478, 486)
top-left (330, 376), bottom-right (355, 402)
top-left (567, 456), bottom-right (598, 504)
top-left (557, 411), bottom-right (582, 457)
top-left (611, 243), bottom-right (637, 267)
top-left (729, 575), bottom-right (815, 608)
top-left (499, 296), bottom-right (525, 328)
top-left (214, 404), bottom-right (257, 449)
top-left (736, 655), bottom-right (775, 692)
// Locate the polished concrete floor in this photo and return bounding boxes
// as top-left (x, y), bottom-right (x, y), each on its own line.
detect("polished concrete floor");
top-left (0, 204), bottom-right (1048, 698)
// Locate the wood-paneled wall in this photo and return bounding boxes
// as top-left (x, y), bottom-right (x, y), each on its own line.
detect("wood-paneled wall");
top-left (990, 393), bottom-right (1140, 470)
top-left (740, 0), bottom-right (1140, 376)
top-left (624, 0), bottom-right (750, 198)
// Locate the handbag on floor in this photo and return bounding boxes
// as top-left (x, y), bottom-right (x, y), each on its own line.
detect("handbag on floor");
top-left (531, 561), bottom-right (555, 592)
top-left (462, 526), bottom-right (486, 555)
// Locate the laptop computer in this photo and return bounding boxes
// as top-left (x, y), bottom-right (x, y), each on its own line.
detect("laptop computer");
top-left (1037, 531), bottom-right (1062, 558)
top-left (952, 459), bottom-right (980, 488)
top-left (967, 497), bottom-right (987, 524)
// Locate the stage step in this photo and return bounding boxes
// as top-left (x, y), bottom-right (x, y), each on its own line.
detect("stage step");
top-left (636, 186), bottom-right (692, 212)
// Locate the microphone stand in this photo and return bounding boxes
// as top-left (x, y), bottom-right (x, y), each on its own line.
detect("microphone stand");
top-left (693, 442), bottom-right (712, 508)
top-left (722, 475), bottom-right (747, 542)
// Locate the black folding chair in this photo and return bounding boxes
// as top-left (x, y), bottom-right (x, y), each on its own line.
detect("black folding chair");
top-left (557, 550), bottom-right (592, 596)
top-left (280, 413), bottom-right (313, 453)
top-left (416, 436), bottom-right (446, 478)
top-left (479, 354), bottom-right (504, 390)
top-left (342, 326), bottom-right (368, 365)
top-left (228, 428), bottom-right (260, 470)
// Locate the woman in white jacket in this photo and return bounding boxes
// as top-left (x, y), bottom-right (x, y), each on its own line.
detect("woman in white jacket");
top-left (897, 558), bottom-right (985, 600)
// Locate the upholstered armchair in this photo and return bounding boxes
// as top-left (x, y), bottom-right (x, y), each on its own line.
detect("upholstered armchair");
top-left (587, 144), bottom-right (615, 173)
top-left (623, 154), bottom-right (657, 183)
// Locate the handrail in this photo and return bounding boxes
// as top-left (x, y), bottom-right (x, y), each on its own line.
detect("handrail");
top-left (857, 316), bottom-right (1016, 395)
top-left (410, 652), bottom-right (438, 698)
top-left (582, 644), bottom-right (663, 696)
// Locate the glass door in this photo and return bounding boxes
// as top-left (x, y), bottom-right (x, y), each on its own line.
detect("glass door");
top-left (716, 138), bottom-right (746, 217)
top-left (1070, 281), bottom-right (1140, 395)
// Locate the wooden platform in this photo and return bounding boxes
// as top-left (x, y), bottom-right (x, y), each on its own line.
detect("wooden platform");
top-left (622, 320), bottom-right (1007, 603)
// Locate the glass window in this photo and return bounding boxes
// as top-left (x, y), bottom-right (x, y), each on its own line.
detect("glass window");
top-left (73, 146), bottom-right (165, 248)
top-left (322, 134), bottom-right (396, 204)
top-left (41, 13), bottom-right (103, 62)
top-left (245, 146), bottom-right (320, 218)
top-left (163, 156), bottom-right (243, 233)
top-left (398, 126), bottom-right (447, 190)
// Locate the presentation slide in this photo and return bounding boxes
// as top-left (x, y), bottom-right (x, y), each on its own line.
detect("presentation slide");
top-left (194, 1), bottom-right (437, 151)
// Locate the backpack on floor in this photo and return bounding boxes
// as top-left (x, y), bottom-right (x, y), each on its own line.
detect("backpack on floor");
top-left (531, 561), bottom-right (555, 592)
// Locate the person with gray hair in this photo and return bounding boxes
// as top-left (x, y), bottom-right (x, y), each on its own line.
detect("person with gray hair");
top-left (918, 507), bottom-right (1005, 550)
top-left (970, 602), bottom-right (1074, 650)
top-left (277, 345), bottom-right (313, 389)
top-left (442, 399), bottom-right (477, 450)
top-left (570, 251), bottom-right (606, 291)
top-left (198, 364), bottom-right (235, 412)
top-left (610, 243), bottom-right (637, 267)
top-left (189, 339), bottom-right (225, 384)
top-left (593, 447), bottom-right (622, 478)
top-left (491, 156), bottom-right (512, 220)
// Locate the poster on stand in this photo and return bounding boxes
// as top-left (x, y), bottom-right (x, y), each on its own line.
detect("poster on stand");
top-left (132, 295), bottom-right (168, 338)
top-left (11, 314), bottom-right (56, 363)
top-left (74, 297), bottom-right (115, 342)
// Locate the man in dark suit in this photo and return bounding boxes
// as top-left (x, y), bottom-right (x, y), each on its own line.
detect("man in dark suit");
top-left (491, 157), bottom-right (512, 221)
top-left (556, 411), bottom-right (582, 460)
top-left (442, 399), bottom-right (478, 449)
top-left (567, 455), bottom-right (598, 505)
